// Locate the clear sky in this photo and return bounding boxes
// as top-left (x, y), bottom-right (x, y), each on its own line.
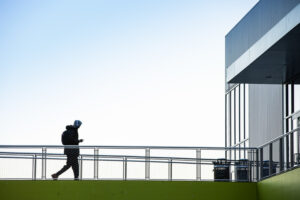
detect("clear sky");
top-left (0, 0), bottom-right (258, 146)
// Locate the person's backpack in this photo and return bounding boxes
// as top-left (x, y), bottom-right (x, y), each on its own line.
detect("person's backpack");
top-left (61, 131), bottom-right (73, 145)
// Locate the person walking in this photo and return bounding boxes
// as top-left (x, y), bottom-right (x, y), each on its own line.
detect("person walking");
top-left (52, 120), bottom-right (83, 180)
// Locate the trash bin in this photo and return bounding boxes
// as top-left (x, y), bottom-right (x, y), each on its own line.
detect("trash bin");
top-left (262, 161), bottom-right (277, 178)
top-left (235, 159), bottom-right (249, 181)
top-left (213, 159), bottom-right (230, 181)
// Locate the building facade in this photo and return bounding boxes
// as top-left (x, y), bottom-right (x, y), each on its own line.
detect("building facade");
top-left (225, 0), bottom-right (300, 167)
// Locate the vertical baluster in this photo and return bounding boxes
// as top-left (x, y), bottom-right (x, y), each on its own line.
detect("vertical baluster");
top-left (279, 138), bottom-right (284, 171)
top-left (94, 148), bottom-right (99, 180)
top-left (168, 158), bottom-right (172, 181)
top-left (145, 148), bottom-right (150, 180)
top-left (196, 149), bottom-right (201, 181)
top-left (123, 157), bottom-right (127, 180)
top-left (79, 155), bottom-right (83, 180)
top-left (269, 143), bottom-right (273, 176)
top-left (42, 147), bottom-right (47, 180)
top-left (256, 149), bottom-right (259, 181)
top-left (260, 148), bottom-right (263, 179)
top-left (32, 154), bottom-right (37, 180)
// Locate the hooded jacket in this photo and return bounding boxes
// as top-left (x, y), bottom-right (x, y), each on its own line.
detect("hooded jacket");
top-left (63, 125), bottom-right (80, 156)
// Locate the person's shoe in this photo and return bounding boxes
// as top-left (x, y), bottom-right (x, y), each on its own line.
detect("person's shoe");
top-left (51, 173), bottom-right (58, 180)
top-left (74, 177), bottom-right (79, 181)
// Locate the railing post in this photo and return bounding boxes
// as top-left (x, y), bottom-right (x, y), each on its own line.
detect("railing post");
top-left (123, 157), bottom-right (127, 180)
top-left (94, 148), bottom-right (99, 180)
top-left (248, 149), bottom-right (252, 182)
top-left (260, 148), bottom-right (263, 179)
top-left (298, 119), bottom-right (300, 164)
top-left (298, 118), bottom-right (300, 161)
top-left (286, 135), bottom-right (290, 169)
top-left (269, 143), bottom-right (273, 176)
top-left (291, 132), bottom-right (294, 167)
top-left (42, 147), bottom-right (47, 180)
top-left (145, 148), bottom-right (150, 180)
top-left (79, 155), bottom-right (83, 180)
top-left (256, 149), bottom-right (259, 181)
top-left (196, 149), bottom-right (201, 181)
top-left (32, 154), bottom-right (37, 180)
top-left (168, 158), bottom-right (172, 181)
top-left (279, 138), bottom-right (284, 171)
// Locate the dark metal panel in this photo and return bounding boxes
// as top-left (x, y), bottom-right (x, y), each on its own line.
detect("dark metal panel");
top-left (226, 0), bottom-right (300, 68)
top-left (229, 23), bottom-right (300, 84)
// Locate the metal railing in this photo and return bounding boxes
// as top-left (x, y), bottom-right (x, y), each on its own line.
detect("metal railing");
top-left (256, 127), bottom-right (300, 180)
top-left (1, 132), bottom-right (300, 182)
top-left (0, 145), bottom-right (258, 182)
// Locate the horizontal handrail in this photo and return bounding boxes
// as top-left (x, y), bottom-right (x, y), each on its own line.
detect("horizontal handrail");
top-left (0, 154), bottom-right (256, 166)
top-left (0, 145), bottom-right (257, 150)
top-left (225, 83), bottom-right (240, 95)
top-left (0, 151), bottom-right (254, 163)
top-left (258, 127), bottom-right (300, 148)
top-left (232, 138), bottom-right (249, 147)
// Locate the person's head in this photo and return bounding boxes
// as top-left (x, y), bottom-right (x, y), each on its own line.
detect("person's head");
top-left (74, 120), bottom-right (82, 128)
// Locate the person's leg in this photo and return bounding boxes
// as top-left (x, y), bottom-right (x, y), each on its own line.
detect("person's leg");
top-left (52, 154), bottom-right (72, 179)
top-left (70, 154), bottom-right (79, 180)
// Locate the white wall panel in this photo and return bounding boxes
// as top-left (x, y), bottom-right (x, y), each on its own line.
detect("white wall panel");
top-left (249, 84), bottom-right (283, 147)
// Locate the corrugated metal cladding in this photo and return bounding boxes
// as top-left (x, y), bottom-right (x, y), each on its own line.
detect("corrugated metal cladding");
top-left (249, 84), bottom-right (283, 147)
top-left (225, 0), bottom-right (300, 68)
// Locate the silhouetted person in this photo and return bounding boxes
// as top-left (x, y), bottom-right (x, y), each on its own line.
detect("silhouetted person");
top-left (52, 120), bottom-right (83, 180)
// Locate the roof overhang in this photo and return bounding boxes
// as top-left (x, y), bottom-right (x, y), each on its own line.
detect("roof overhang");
top-left (226, 4), bottom-right (300, 84)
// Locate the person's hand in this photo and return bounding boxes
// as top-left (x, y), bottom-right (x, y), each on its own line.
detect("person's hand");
top-left (79, 139), bottom-right (84, 143)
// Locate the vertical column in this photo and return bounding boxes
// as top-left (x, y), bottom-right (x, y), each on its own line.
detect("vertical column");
top-left (123, 157), bottom-right (127, 180)
top-left (196, 149), bottom-right (201, 181)
top-left (239, 85), bottom-right (241, 159)
top-left (225, 94), bottom-right (227, 159)
top-left (229, 92), bottom-right (232, 160)
top-left (291, 83), bottom-right (295, 167)
top-left (42, 147), bottom-right (47, 180)
top-left (145, 148), bottom-right (150, 180)
top-left (244, 84), bottom-right (246, 158)
top-left (285, 84), bottom-right (290, 169)
top-left (168, 158), bottom-right (172, 181)
top-left (234, 88), bottom-right (236, 161)
top-left (94, 148), bottom-right (99, 180)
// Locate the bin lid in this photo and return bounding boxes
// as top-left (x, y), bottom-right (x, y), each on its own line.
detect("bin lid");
top-left (213, 158), bottom-right (230, 165)
top-left (214, 165), bottom-right (230, 168)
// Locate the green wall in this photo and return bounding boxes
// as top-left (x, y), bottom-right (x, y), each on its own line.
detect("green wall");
top-left (0, 180), bottom-right (257, 200)
top-left (257, 167), bottom-right (300, 200)
top-left (3, 168), bottom-right (300, 200)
